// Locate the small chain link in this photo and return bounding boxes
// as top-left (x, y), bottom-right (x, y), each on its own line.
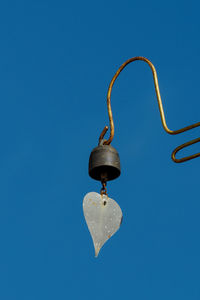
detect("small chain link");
top-left (100, 181), bottom-right (107, 195)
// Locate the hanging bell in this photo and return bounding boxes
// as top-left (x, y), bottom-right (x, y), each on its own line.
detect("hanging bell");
top-left (89, 143), bottom-right (121, 181)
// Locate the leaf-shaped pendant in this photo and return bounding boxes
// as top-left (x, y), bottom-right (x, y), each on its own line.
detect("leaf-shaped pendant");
top-left (83, 192), bottom-right (123, 257)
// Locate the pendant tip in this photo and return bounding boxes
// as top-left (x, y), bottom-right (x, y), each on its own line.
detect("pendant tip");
top-left (95, 246), bottom-right (100, 258)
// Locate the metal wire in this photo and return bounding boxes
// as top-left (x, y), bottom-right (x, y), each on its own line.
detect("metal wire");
top-left (100, 181), bottom-right (107, 196)
top-left (99, 56), bottom-right (200, 163)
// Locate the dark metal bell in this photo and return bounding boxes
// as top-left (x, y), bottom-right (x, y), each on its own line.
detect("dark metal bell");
top-left (89, 144), bottom-right (121, 181)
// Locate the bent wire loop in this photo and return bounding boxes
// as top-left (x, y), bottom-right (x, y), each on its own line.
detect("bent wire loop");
top-left (99, 56), bottom-right (200, 163)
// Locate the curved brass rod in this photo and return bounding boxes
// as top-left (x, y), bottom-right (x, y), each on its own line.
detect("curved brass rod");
top-left (171, 137), bottom-right (200, 162)
top-left (99, 56), bottom-right (200, 163)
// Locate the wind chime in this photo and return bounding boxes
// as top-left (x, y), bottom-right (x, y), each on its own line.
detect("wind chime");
top-left (83, 56), bottom-right (200, 257)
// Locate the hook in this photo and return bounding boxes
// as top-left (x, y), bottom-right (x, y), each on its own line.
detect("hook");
top-left (99, 56), bottom-right (200, 163)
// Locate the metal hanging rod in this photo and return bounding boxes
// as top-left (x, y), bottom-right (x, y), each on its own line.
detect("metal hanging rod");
top-left (99, 56), bottom-right (200, 163)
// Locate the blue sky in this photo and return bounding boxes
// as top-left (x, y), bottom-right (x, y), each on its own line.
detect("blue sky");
top-left (0, 0), bottom-right (200, 299)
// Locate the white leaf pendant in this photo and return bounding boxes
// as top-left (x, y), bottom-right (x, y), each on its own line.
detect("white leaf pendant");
top-left (83, 192), bottom-right (123, 257)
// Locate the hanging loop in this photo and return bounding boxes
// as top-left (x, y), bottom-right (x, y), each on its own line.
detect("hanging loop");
top-left (99, 56), bottom-right (200, 163)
